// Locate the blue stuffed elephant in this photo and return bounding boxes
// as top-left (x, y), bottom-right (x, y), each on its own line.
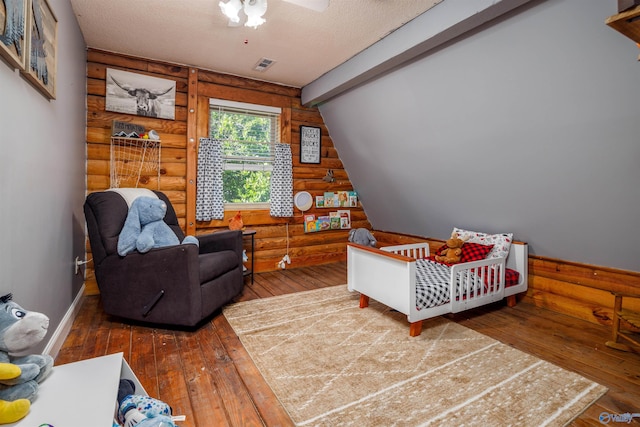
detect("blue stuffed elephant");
top-left (117, 196), bottom-right (198, 256)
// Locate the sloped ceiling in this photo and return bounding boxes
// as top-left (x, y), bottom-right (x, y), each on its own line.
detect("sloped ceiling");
top-left (69, 0), bottom-right (443, 88)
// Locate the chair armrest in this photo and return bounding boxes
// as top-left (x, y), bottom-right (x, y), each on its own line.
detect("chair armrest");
top-left (100, 244), bottom-right (200, 289)
top-left (96, 244), bottom-right (203, 326)
top-left (198, 230), bottom-right (243, 259)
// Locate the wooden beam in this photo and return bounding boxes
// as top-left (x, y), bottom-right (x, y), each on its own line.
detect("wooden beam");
top-left (185, 68), bottom-right (198, 236)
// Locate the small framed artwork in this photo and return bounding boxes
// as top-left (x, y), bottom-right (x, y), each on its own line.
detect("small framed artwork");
top-left (300, 125), bottom-right (321, 164)
top-left (0, 0), bottom-right (30, 70)
top-left (23, 0), bottom-right (57, 99)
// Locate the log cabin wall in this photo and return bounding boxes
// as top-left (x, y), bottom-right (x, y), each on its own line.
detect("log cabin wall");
top-left (374, 231), bottom-right (640, 334)
top-left (85, 49), bottom-right (370, 295)
top-left (85, 49), bottom-right (640, 337)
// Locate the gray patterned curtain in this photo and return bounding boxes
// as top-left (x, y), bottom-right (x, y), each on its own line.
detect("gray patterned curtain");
top-left (270, 143), bottom-right (293, 217)
top-left (196, 138), bottom-right (224, 221)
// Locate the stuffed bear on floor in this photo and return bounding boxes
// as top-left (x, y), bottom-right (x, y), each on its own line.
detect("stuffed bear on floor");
top-left (0, 294), bottom-right (53, 403)
top-left (118, 196), bottom-right (199, 256)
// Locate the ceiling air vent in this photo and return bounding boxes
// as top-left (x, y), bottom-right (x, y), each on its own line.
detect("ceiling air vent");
top-left (254, 57), bottom-right (276, 72)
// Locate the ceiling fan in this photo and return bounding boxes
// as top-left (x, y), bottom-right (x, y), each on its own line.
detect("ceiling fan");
top-left (219, 0), bottom-right (330, 28)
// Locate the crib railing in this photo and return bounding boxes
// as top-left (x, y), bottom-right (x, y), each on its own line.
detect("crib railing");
top-left (382, 243), bottom-right (430, 259)
top-left (451, 258), bottom-right (506, 312)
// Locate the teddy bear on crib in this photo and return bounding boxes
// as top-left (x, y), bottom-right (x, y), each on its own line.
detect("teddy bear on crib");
top-left (435, 232), bottom-right (469, 264)
top-left (118, 196), bottom-right (199, 256)
top-left (0, 293), bottom-right (53, 403)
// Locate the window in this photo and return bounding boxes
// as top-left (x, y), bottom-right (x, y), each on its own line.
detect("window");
top-left (209, 99), bottom-right (281, 208)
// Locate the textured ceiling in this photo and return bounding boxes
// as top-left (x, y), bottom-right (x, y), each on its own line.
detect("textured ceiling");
top-left (69, 0), bottom-right (443, 88)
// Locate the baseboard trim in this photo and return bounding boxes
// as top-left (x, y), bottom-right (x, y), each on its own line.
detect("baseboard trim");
top-left (44, 284), bottom-right (85, 359)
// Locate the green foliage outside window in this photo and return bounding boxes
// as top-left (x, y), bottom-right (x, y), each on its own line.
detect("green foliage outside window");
top-left (222, 170), bottom-right (271, 203)
top-left (210, 108), bottom-right (276, 204)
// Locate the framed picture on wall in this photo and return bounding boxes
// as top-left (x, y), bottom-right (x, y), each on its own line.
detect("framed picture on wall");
top-left (22, 0), bottom-right (57, 99)
top-left (106, 68), bottom-right (176, 120)
top-left (300, 125), bottom-right (321, 164)
top-left (0, 0), bottom-right (30, 70)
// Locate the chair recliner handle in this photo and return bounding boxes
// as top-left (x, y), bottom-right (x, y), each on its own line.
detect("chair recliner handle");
top-left (141, 290), bottom-right (165, 317)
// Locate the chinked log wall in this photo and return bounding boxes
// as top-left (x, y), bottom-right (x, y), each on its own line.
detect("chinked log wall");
top-left (373, 231), bottom-right (640, 334)
top-left (85, 49), bottom-right (370, 295)
top-left (85, 50), bottom-right (640, 336)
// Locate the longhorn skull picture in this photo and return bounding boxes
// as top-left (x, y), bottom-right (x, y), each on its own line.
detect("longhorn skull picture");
top-left (106, 68), bottom-right (176, 120)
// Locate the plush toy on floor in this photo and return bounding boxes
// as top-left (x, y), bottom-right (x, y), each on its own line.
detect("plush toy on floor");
top-left (118, 196), bottom-right (199, 256)
top-left (115, 379), bottom-right (178, 427)
top-left (0, 294), bottom-right (53, 403)
top-left (435, 232), bottom-right (469, 264)
top-left (0, 363), bottom-right (30, 424)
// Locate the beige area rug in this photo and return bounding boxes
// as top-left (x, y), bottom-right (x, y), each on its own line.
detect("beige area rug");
top-left (223, 285), bottom-right (607, 426)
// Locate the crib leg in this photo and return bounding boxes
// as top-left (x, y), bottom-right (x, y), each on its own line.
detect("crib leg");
top-left (506, 295), bottom-right (517, 307)
top-left (359, 295), bottom-right (370, 308)
top-left (409, 321), bottom-right (423, 337)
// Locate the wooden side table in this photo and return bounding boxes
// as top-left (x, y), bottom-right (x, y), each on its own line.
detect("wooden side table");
top-left (243, 229), bottom-right (256, 284)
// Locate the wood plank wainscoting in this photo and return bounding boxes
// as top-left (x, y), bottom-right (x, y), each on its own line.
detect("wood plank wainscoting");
top-left (85, 49), bottom-right (369, 295)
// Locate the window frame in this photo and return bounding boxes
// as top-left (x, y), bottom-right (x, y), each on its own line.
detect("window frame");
top-left (209, 98), bottom-right (282, 209)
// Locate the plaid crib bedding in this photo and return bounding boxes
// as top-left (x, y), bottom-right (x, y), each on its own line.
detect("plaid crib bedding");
top-left (415, 259), bottom-right (453, 310)
top-left (414, 258), bottom-right (520, 310)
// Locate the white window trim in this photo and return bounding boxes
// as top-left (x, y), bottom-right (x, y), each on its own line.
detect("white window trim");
top-left (209, 98), bottom-right (282, 115)
top-left (210, 98), bottom-right (281, 208)
top-left (226, 202), bottom-right (270, 211)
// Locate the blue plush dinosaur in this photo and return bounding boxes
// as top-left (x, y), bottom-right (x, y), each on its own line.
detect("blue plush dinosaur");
top-left (0, 294), bottom-right (53, 402)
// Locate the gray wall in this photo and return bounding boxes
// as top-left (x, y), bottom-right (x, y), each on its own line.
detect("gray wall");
top-left (0, 0), bottom-right (86, 352)
top-left (318, 0), bottom-right (640, 272)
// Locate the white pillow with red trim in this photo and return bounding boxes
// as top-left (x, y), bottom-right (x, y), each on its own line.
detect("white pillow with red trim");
top-left (453, 227), bottom-right (513, 260)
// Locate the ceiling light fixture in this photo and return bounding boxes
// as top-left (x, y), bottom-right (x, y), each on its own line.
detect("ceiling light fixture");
top-left (219, 0), bottom-right (268, 29)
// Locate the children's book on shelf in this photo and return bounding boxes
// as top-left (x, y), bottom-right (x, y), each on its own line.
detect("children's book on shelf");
top-left (303, 211), bottom-right (351, 232)
top-left (323, 191), bottom-right (357, 208)
top-left (338, 210), bottom-right (351, 229)
top-left (304, 214), bottom-right (316, 233)
top-left (317, 216), bottom-right (331, 231)
top-left (315, 195), bottom-right (324, 208)
top-left (329, 212), bottom-right (341, 229)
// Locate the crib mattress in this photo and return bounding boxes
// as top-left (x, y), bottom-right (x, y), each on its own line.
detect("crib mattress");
top-left (415, 259), bottom-right (520, 311)
top-left (415, 259), bottom-right (451, 310)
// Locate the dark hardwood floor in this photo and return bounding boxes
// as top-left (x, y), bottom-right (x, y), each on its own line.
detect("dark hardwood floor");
top-left (56, 263), bottom-right (640, 426)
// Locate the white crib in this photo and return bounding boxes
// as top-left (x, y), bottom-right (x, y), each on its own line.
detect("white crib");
top-left (347, 241), bottom-right (528, 336)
